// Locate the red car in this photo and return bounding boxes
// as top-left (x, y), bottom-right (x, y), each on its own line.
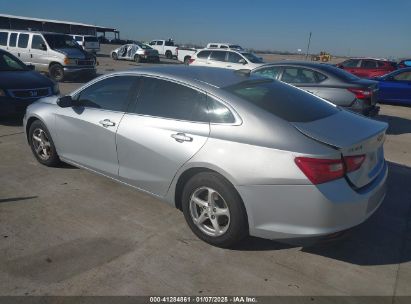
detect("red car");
top-left (337, 58), bottom-right (397, 78)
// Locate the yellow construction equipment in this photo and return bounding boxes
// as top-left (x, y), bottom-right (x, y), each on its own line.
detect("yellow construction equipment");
top-left (311, 51), bottom-right (332, 62)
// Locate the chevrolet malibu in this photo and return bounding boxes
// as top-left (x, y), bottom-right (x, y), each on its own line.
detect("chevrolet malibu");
top-left (23, 66), bottom-right (388, 247)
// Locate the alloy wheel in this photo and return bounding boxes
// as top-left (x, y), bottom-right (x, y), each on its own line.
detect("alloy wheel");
top-left (32, 128), bottom-right (52, 161)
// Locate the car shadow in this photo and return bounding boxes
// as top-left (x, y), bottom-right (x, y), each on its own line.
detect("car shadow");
top-left (231, 162), bottom-right (411, 266)
top-left (0, 116), bottom-right (23, 126)
top-left (375, 115), bottom-right (411, 135)
top-left (0, 196), bottom-right (38, 204)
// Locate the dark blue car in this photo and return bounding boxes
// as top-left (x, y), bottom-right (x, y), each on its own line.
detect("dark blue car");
top-left (375, 68), bottom-right (411, 106)
top-left (0, 49), bottom-right (59, 117)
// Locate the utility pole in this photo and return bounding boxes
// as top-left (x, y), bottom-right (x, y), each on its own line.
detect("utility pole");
top-left (305, 32), bottom-right (312, 61)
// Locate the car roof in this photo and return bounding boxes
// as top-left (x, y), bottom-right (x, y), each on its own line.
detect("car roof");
top-left (117, 66), bottom-right (263, 89)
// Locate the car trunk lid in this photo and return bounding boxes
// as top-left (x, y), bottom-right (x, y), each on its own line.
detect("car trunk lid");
top-left (292, 110), bottom-right (388, 188)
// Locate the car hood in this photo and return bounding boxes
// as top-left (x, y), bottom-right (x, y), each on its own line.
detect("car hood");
top-left (55, 48), bottom-right (88, 59)
top-left (0, 71), bottom-right (53, 89)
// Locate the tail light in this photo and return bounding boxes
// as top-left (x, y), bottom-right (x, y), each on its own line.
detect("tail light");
top-left (348, 88), bottom-right (372, 99)
top-left (295, 155), bottom-right (366, 185)
top-left (188, 58), bottom-right (195, 64)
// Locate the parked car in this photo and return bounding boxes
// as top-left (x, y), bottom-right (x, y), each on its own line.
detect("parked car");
top-left (373, 68), bottom-right (411, 106)
top-left (397, 59), bottom-right (411, 69)
top-left (70, 35), bottom-right (100, 54)
top-left (111, 43), bottom-right (159, 63)
top-left (336, 58), bottom-right (397, 78)
top-left (0, 30), bottom-right (97, 82)
top-left (206, 43), bottom-right (244, 50)
top-left (0, 49), bottom-right (58, 116)
top-left (189, 49), bottom-right (264, 70)
top-left (148, 39), bottom-right (178, 59)
top-left (24, 66), bottom-right (387, 248)
top-left (252, 62), bottom-right (380, 116)
top-left (177, 47), bottom-right (197, 64)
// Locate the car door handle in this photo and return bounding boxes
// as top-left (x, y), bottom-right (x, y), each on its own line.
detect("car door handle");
top-left (99, 119), bottom-right (116, 127)
top-left (171, 133), bottom-right (193, 143)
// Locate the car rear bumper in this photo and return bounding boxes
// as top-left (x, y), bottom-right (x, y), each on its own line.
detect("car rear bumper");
top-left (236, 161), bottom-right (387, 240)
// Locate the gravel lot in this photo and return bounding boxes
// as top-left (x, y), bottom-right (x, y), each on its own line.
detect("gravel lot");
top-left (1, 45), bottom-right (410, 297)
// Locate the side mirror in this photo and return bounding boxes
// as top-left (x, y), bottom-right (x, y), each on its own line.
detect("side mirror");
top-left (40, 43), bottom-right (47, 51)
top-left (57, 95), bottom-right (78, 108)
top-left (239, 58), bottom-right (247, 65)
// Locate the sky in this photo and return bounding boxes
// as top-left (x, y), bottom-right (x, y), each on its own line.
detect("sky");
top-left (1, 0), bottom-right (410, 58)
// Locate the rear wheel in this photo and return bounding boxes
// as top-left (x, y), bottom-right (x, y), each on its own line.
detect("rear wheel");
top-left (28, 120), bottom-right (61, 167)
top-left (112, 52), bottom-right (118, 60)
top-left (184, 56), bottom-right (191, 65)
top-left (134, 55), bottom-right (141, 63)
top-left (182, 172), bottom-right (248, 248)
top-left (165, 50), bottom-right (172, 60)
top-left (49, 64), bottom-right (64, 82)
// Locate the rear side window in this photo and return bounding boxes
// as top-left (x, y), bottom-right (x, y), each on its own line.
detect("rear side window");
top-left (209, 44), bottom-right (218, 48)
top-left (9, 33), bottom-right (17, 47)
top-left (341, 59), bottom-right (360, 67)
top-left (165, 41), bottom-right (174, 46)
top-left (133, 78), bottom-right (208, 122)
top-left (156, 41), bottom-right (163, 45)
top-left (220, 45), bottom-right (228, 49)
top-left (361, 60), bottom-right (377, 69)
top-left (393, 71), bottom-right (411, 81)
top-left (0, 32), bottom-right (8, 46)
top-left (281, 67), bottom-right (320, 84)
top-left (197, 50), bottom-right (211, 59)
top-left (210, 51), bottom-right (227, 62)
top-left (18, 34), bottom-right (29, 48)
top-left (77, 76), bottom-right (138, 112)
top-left (224, 80), bottom-right (338, 122)
top-left (207, 96), bottom-right (235, 123)
top-left (253, 66), bottom-right (282, 80)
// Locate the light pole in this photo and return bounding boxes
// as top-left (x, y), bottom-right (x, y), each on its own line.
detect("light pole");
top-left (305, 32), bottom-right (312, 61)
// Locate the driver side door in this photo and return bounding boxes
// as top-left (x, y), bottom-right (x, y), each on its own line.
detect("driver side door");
top-left (54, 75), bottom-right (140, 177)
top-left (379, 71), bottom-right (411, 104)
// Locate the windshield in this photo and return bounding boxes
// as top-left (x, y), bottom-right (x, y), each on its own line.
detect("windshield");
top-left (241, 52), bottom-right (264, 63)
top-left (43, 34), bottom-right (80, 49)
top-left (0, 52), bottom-right (27, 71)
top-left (224, 79), bottom-right (338, 122)
top-left (138, 43), bottom-right (153, 50)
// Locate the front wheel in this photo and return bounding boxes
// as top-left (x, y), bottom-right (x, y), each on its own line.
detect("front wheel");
top-left (165, 51), bottom-right (172, 59)
top-left (112, 52), bottom-right (118, 60)
top-left (28, 120), bottom-right (61, 167)
top-left (182, 172), bottom-right (248, 248)
top-left (49, 64), bottom-right (64, 82)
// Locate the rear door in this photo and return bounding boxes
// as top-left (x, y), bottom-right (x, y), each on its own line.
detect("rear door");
top-left (116, 76), bottom-right (210, 197)
top-left (16, 33), bottom-right (30, 63)
top-left (379, 70), bottom-right (411, 104)
top-left (55, 75), bottom-right (139, 177)
top-left (226, 51), bottom-right (248, 69)
top-left (29, 34), bottom-right (49, 72)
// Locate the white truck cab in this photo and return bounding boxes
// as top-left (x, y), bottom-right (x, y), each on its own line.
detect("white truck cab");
top-left (148, 39), bottom-right (178, 59)
top-left (206, 43), bottom-right (244, 51)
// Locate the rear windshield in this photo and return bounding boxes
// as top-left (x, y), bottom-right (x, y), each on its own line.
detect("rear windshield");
top-left (224, 80), bottom-right (339, 122)
top-left (84, 36), bottom-right (98, 42)
top-left (322, 64), bottom-right (360, 81)
top-left (241, 52), bottom-right (264, 63)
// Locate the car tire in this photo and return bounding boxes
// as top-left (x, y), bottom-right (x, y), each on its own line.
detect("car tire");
top-left (165, 51), bottom-right (172, 60)
top-left (182, 172), bottom-right (248, 248)
top-left (49, 64), bottom-right (65, 82)
top-left (184, 56), bottom-right (191, 65)
top-left (134, 55), bottom-right (141, 63)
top-left (112, 53), bottom-right (118, 60)
top-left (28, 120), bottom-right (61, 167)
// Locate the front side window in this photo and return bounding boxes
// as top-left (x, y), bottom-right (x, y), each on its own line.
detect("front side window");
top-left (18, 34), bottom-right (29, 48)
top-left (210, 51), bottom-right (227, 62)
top-left (0, 53), bottom-right (27, 71)
top-left (224, 80), bottom-right (338, 123)
top-left (156, 41), bottom-right (163, 45)
top-left (165, 41), bottom-right (174, 46)
top-left (31, 35), bottom-right (46, 50)
top-left (77, 76), bottom-right (138, 112)
top-left (197, 50), bottom-right (211, 59)
top-left (132, 78), bottom-right (208, 122)
top-left (393, 71), bottom-right (411, 81)
top-left (281, 67), bottom-right (319, 83)
top-left (227, 52), bottom-right (244, 63)
top-left (361, 60), bottom-right (377, 69)
top-left (253, 66), bottom-right (283, 80)
top-left (341, 59), bottom-right (360, 68)
top-left (9, 33), bottom-right (17, 47)
top-left (0, 32), bottom-right (8, 46)
top-left (149, 41), bottom-right (156, 45)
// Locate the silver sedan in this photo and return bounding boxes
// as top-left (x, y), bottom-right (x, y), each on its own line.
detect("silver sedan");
top-left (23, 66), bottom-right (388, 247)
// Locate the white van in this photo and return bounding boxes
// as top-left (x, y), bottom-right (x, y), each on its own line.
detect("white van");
top-left (206, 43), bottom-right (244, 50)
top-left (70, 35), bottom-right (100, 54)
top-left (0, 30), bottom-right (97, 81)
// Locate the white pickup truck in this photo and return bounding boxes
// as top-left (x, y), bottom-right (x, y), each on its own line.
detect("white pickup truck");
top-left (176, 47), bottom-right (198, 64)
top-left (148, 39), bottom-right (178, 59)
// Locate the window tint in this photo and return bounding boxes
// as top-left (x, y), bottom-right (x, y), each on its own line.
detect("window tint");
top-left (77, 76), bottom-right (138, 112)
top-left (197, 50), bottom-right (211, 59)
top-left (253, 66), bottom-right (282, 79)
top-left (220, 45), bottom-right (228, 49)
top-left (9, 33), bottom-right (17, 47)
top-left (361, 60), bottom-right (377, 69)
top-left (315, 72), bottom-right (327, 82)
top-left (156, 41), bottom-right (163, 45)
top-left (281, 67), bottom-right (318, 83)
top-left (224, 80), bottom-right (338, 123)
top-left (377, 61), bottom-right (386, 68)
top-left (149, 41), bottom-right (156, 45)
top-left (209, 44), bottom-right (218, 48)
top-left (31, 35), bottom-right (46, 50)
top-left (0, 32), bottom-right (8, 46)
top-left (132, 78), bottom-right (208, 122)
top-left (393, 71), bottom-right (411, 81)
top-left (210, 51), bottom-right (227, 62)
top-left (207, 96), bottom-right (235, 123)
top-left (227, 52), bottom-right (243, 63)
top-left (342, 59), bottom-right (360, 68)
top-left (164, 41), bottom-right (174, 46)
top-left (18, 34), bottom-right (29, 48)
